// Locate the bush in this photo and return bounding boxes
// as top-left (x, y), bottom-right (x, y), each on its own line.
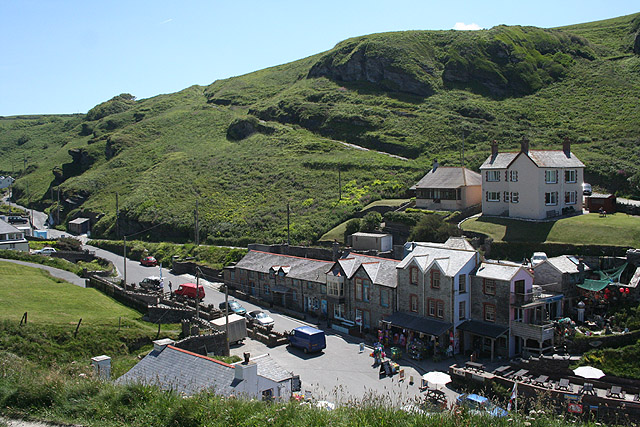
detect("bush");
top-left (409, 214), bottom-right (461, 242)
top-left (360, 212), bottom-right (382, 233)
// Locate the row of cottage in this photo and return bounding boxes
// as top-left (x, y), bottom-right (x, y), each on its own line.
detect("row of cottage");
top-left (224, 237), bottom-right (586, 360)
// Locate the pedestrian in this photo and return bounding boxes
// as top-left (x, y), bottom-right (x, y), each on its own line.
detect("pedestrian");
top-left (168, 281), bottom-right (172, 293)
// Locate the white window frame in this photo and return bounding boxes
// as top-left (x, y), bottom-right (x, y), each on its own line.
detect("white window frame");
top-left (459, 300), bottom-right (466, 320)
top-left (545, 170), bottom-right (558, 184)
top-left (487, 191), bottom-right (500, 202)
top-left (565, 191), bottom-right (577, 205)
top-left (503, 191), bottom-right (510, 203)
top-left (510, 170), bottom-right (518, 182)
top-left (486, 170), bottom-right (501, 182)
top-left (565, 169), bottom-right (577, 183)
top-left (545, 191), bottom-right (558, 206)
top-left (511, 192), bottom-right (519, 203)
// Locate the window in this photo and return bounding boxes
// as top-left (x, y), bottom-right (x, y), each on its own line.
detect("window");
top-left (484, 303), bottom-right (496, 322)
top-left (321, 284), bottom-right (327, 295)
top-left (504, 191), bottom-right (510, 203)
top-left (328, 281), bottom-right (344, 297)
top-left (230, 271), bottom-right (235, 281)
top-left (510, 170), bottom-right (518, 182)
top-left (410, 267), bottom-right (418, 285)
top-left (307, 282), bottom-right (314, 290)
top-left (428, 299), bottom-right (436, 316)
top-left (459, 301), bottom-right (466, 320)
top-left (264, 284), bottom-right (270, 295)
top-left (363, 280), bottom-right (370, 303)
top-left (486, 191), bottom-right (500, 202)
top-left (458, 274), bottom-right (466, 293)
top-left (545, 170), bottom-right (558, 184)
top-left (334, 303), bottom-right (345, 319)
top-left (436, 300), bottom-right (444, 318)
top-left (486, 170), bottom-right (501, 182)
top-left (380, 289), bottom-right (389, 308)
top-left (565, 191), bottom-right (577, 205)
top-left (484, 279), bottom-right (496, 295)
top-left (565, 169), bottom-right (577, 183)
top-left (292, 290), bottom-right (297, 302)
top-left (511, 192), bottom-right (519, 203)
top-left (430, 270), bottom-right (440, 289)
top-left (410, 294), bottom-right (419, 313)
top-left (355, 278), bottom-right (363, 301)
top-left (545, 191), bottom-right (558, 205)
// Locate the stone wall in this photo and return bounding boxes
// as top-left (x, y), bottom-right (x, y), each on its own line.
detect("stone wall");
top-left (247, 243), bottom-right (338, 261)
top-left (175, 331), bottom-right (228, 357)
top-left (147, 305), bottom-right (194, 323)
top-left (87, 276), bottom-right (148, 313)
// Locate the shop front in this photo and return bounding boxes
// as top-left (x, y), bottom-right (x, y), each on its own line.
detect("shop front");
top-left (379, 312), bottom-right (452, 361)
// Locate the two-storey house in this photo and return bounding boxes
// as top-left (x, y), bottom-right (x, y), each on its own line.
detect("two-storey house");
top-left (480, 138), bottom-right (584, 220)
top-left (393, 241), bottom-right (479, 354)
top-left (0, 219), bottom-right (29, 252)
top-left (533, 255), bottom-right (588, 313)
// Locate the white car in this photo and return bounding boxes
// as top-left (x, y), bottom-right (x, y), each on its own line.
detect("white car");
top-left (35, 247), bottom-right (57, 255)
top-left (246, 310), bottom-right (275, 328)
top-left (531, 252), bottom-right (548, 266)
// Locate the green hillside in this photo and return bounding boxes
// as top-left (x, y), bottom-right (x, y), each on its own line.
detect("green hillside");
top-left (1, 13), bottom-right (639, 245)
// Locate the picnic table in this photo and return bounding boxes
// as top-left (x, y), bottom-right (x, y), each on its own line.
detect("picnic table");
top-left (581, 383), bottom-right (596, 395)
top-left (607, 385), bottom-right (625, 399)
top-left (465, 361), bottom-right (486, 372)
top-left (532, 375), bottom-right (549, 387)
top-left (511, 369), bottom-right (529, 381)
top-left (425, 388), bottom-right (447, 403)
top-left (493, 365), bottom-right (512, 376)
top-left (556, 378), bottom-right (572, 391)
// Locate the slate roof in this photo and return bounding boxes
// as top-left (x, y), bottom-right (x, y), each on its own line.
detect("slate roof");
top-left (397, 243), bottom-right (477, 277)
top-left (234, 250), bottom-right (333, 283)
top-left (411, 167), bottom-right (482, 190)
top-left (116, 345), bottom-right (237, 396)
top-left (251, 354), bottom-right (292, 383)
top-left (457, 320), bottom-right (509, 339)
top-left (336, 253), bottom-right (399, 288)
top-left (385, 311), bottom-right (452, 336)
top-left (543, 255), bottom-right (589, 274)
top-left (0, 219), bottom-right (21, 235)
top-left (475, 261), bottom-right (530, 281)
top-left (480, 150), bottom-right (584, 169)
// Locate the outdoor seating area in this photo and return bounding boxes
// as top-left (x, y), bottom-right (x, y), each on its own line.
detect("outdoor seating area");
top-left (581, 383), bottom-right (596, 395)
top-left (556, 378), bottom-right (572, 391)
top-left (607, 385), bottom-right (625, 399)
top-left (465, 361), bottom-right (485, 373)
top-left (532, 375), bottom-right (549, 387)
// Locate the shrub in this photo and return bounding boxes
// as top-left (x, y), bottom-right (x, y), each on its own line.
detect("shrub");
top-left (409, 214), bottom-right (461, 242)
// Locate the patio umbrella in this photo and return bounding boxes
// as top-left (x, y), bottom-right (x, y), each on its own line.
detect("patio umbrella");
top-left (421, 371), bottom-right (452, 389)
top-left (316, 401), bottom-right (336, 411)
top-left (573, 366), bottom-right (605, 379)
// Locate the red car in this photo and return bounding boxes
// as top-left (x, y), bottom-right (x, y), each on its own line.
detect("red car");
top-left (140, 256), bottom-right (158, 267)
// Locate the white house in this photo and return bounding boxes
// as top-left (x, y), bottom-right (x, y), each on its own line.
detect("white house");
top-left (411, 162), bottom-right (482, 211)
top-left (0, 176), bottom-right (14, 189)
top-left (480, 138), bottom-right (584, 220)
top-left (0, 219), bottom-right (29, 252)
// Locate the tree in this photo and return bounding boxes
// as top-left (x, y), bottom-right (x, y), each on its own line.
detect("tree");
top-left (343, 218), bottom-right (360, 242)
top-left (360, 212), bottom-right (383, 233)
top-left (408, 214), bottom-right (461, 243)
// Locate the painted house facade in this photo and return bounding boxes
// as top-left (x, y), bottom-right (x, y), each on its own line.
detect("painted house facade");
top-left (480, 139), bottom-right (584, 220)
top-left (533, 255), bottom-right (588, 312)
top-left (394, 242), bottom-right (480, 353)
top-left (411, 163), bottom-right (482, 211)
top-left (0, 219), bottom-right (29, 252)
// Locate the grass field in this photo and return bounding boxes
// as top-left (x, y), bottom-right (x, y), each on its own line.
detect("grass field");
top-left (461, 213), bottom-right (640, 246)
top-left (0, 261), bottom-right (147, 327)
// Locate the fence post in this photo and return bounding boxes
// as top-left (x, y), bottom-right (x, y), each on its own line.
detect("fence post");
top-left (20, 312), bottom-right (27, 326)
top-left (74, 318), bottom-right (82, 337)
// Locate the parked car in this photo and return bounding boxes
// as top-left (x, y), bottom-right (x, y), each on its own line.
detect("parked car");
top-left (174, 282), bottom-right (205, 300)
top-left (531, 252), bottom-right (548, 266)
top-left (583, 182), bottom-right (592, 196)
top-left (34, 247), bottom-right (56, 255)
top-left (140, 256), bottom-right (158, 267)
top-left (289, 326), bottom-right (326, 354)
top-left (139, 276), bottom-right (164, 291)
top-left (246, 310), bottom-right (274, 328)
top-left (7, 216), bottom-right (28, 224)
top-left (455, 394), bottom-right (508, 418)
top-left (218, 300), bottom-right (247, 316)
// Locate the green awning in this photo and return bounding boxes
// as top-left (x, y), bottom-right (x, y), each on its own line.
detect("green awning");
top-left (577, 279), bottom-right (611, 292)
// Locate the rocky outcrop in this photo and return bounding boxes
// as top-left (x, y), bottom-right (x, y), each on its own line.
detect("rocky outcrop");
top-left (634, 32), bottom-right (640, 55)
top-left (308, 44), bottom-right (435, 97)
top-left (226, 117), bottom-right (275, 141)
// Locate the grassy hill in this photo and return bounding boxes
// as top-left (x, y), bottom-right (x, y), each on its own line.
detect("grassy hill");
top-left (1, 13), bottom-right (639, 245)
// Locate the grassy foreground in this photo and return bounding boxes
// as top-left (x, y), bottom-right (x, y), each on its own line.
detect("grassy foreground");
top-left (461, 213), bottom-right (640, 245)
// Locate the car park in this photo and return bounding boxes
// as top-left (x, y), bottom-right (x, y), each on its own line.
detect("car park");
top-left (218, 300), bottom-right (247, 316)
top-left (34, 247), bottom-right (56, 255)
top-left (140, 256), bottom-right (158, 267)
top-left (455, 394), bottom-right (508, 418)
top-left (174, 282), bottom-right (205, 300)
top-left (246, 310), bottom-right (275, 328)
top-left (139, 276), bottom-right (164, 291)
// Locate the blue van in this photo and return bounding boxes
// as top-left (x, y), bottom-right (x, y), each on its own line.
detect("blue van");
top-left (289, 326), bottom-right (326, 353)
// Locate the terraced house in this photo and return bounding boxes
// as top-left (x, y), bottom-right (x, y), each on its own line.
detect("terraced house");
top-left (480, 138), bottom-right (584, 220)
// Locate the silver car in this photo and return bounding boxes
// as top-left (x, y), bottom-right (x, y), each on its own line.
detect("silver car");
top-left (246, 310), bottom-right (274, 328)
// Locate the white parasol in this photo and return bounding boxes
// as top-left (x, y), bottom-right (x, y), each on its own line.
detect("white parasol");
top-left (421, 371), bottom-right (452, 389)
top-left (316, 400), bottom-right (336, 411)
top-left (573, 366), bottom-right (605, 379)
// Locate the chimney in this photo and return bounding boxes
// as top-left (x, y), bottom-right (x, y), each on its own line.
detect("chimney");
top-left (91, 355), bottom-right (111, 380)
top-left (491, 140), bottom-right (498, 158)
top-left (332, 240), bottom-right (340, 262)
top-left (153, 338), bottom-right (175, 352)
top-left (243, 352), bottom-right (251, 364)
top-left (563, 137), bottom-right (571, 157)
top-left (234, 357), bottom-right (258, 383)
top-left (432, 159), bottom-right (439, 172)
top-left (520, 136), bottom-right (529, 154)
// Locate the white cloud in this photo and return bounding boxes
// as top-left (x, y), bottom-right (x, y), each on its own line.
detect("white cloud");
top-left (160, 18), bottom-right (173, 25)
top-left (453, 22), bottom-right (481, 31)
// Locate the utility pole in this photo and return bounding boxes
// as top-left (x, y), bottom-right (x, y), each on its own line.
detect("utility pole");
top-left (461, 131), bottom-right (466, 167)
top-left (115, 192), bottom-right (119, 238)
top-left (56, 187), bottom-right (60, 226)
top-left (195, 268), bottom-right (200, 321)
top-left (287, 202), bottom-right (290, 246)
top-left (225, 282), bottom-right (230, 356)
top-left (338, 168), bottom-right (342, 200)
top-left (123, 235), bottom-right (127, 291)
top-left (194, 199), bottom-right (199, 246)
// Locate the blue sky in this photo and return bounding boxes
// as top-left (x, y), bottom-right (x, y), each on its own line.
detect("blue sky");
top-left (1, 1), bottom-right (638, 116)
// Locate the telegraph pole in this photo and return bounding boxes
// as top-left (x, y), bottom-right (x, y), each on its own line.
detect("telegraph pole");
top-left (194, 199), bottom-right (199, 246)
top-left (287, 202), bottom-right (290, 246)
top-left (338, 168), bottom-right (341, 200)
top-left (195, 268), bottom-right (200, 320)
top-left (115, 192), bottom-right (119, 238)
top-left (56, 187), bottom-right (60, 226)
top-left (123, 235), bottom-right (127, 291)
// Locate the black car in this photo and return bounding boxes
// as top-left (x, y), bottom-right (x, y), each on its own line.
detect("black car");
top-left (8, 216), bottom-right (28, 224)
